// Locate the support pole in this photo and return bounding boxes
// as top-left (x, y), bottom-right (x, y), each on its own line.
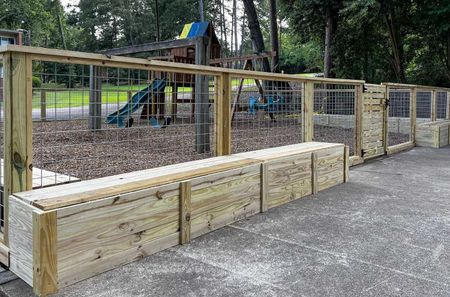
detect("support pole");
top-left (431, 89), bottom-right (437, 122)
top-left (383, 86), bottom-right (389, 153)
top-left (215, 73), bottom-right (231, 156)
top-left (40, 89), bottom-right (46, 121)
top-left (446, 91), bottom-right (450, 120)
top-left (355, 84), bottom-right (363, 158)
top-left (89, 65), bottom-right (102, 130)
top-left (3, 52), bottom-right (33, 245)
top-left (302, 81), bottom-right (314, 142)
top-left (195, 36), bottom-right (210, 153)
top-left (411, 88), bottom-right (417, 143)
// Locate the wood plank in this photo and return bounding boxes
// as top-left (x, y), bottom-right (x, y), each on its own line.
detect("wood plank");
top-left (344, 146), bottom-right (349, 183)
top-left (302, 82), bottom-right (314, 142)
top-left (311, 153), bottom-right (318, 194)
top-left (235, 142), bottom-right (342, 161)
top-left (56, 183), bottom-right (180, 287)
top-left (216, 73), bottom-right (231, 155)
top-left (261, 163), bottom-right (268, 213)
top-left (0, 46), bottom-right (365, 85)
top-left (15, 156), bottom-right (261, 210)
top-left (431, 90), bottom-right (437, 122)
top-left (180, 181), bottom-right (191, 245)
top-left (266, 154), bottom-right (313, 209)
top-left (447, 92), bottom-right (450, 120)
top-left (88, 65), bottom-right (102, 130)
top-left (1, 159), bottom-right (80, 189)
top-left (33, 211), bottom-right (57, 296)
top-left (0, 242), bottom-right (9, 266)
top-left (387, 142), bottom-right (415, 155)
top-left (411, 88), bottom-right (417, 143)
top-left (40, 90), bottom-right (46, 121)
top-left (3, 52), bottom-right (33, 245)
top-left (190, 165), bottom-right (260, 238)
top-left (9, 197), bottom-right (34, 286)
top-left (316, 146), bottom-right (345, 192)
top-left (104, 38), bottom-right (198, 56)
top-left (382, 82), bottom-right (450, 92)
top-left (194, 37), bottom-right (210, 153)
top-left (355, 84), bottom-right (363, 157)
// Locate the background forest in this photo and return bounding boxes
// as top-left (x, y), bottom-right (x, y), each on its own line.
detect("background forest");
top-left (1, 0), bottom-right (449, 87)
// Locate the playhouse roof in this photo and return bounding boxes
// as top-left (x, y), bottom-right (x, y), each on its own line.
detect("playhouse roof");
top-left (179, 22), bottom-right (220, 45)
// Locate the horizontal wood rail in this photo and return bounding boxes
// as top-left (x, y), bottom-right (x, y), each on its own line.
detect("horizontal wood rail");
top-left (1, 45), bottom-right (450, 277)
top-left (0, 45), bottom-right (365, 85)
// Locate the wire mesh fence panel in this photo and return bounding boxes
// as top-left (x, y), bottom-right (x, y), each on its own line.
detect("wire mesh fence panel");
top-left (387, 89), bottom-right (411, 146)
top-left (313, 83), bottom-right (356, 155)
top-left (436, 91), bottom-right (448, 120)
top-left (231, 78), bottom-right (302, 153)
top-left (416, 90), bottom-right (432, 124)
top-left (0, 56), bottom-right (4, 234)
top-left (32, 60), bottom-right (215, 183)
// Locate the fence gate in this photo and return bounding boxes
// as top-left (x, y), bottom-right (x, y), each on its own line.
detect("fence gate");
top-left (387, 87), bottom-right (413, 148)
top-left (362, 84), bottom-right (386, 159)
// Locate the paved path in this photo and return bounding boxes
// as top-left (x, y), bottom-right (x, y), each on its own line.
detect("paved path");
top-left (1, 147), bottom-right (450, 297)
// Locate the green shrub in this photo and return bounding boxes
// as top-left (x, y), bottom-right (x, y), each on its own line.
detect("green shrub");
top-left (32, 76), bottom-right (42, 88)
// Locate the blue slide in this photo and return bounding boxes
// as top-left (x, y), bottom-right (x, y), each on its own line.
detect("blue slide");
top-left (106, 79), bottom-right (167, 128)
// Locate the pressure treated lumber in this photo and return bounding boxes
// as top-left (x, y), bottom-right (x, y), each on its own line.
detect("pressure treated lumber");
top-left (2, 52), bottom-right (33, 245)
top-left (362, 84), bottom-right (386, 159)
top-left (9, 142), bottom-right (348, 296)
top-left (416, 121), bottom-right (450, 148)
top-left (15, 156), bottom-right (261, 210)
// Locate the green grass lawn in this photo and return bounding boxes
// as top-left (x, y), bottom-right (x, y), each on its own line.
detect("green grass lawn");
top-left (34, 78), bottom-right (258, 109)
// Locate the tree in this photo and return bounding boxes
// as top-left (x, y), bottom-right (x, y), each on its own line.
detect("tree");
top-left (242, 0), bottom-right (271, 72)
top-left (281, 0), bottom-right (342, 77)
top-left (269, 0), bottom-right (280, 72)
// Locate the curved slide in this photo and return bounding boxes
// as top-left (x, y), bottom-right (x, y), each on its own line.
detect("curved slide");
top-left (106, 79), bottom-right (167, 128)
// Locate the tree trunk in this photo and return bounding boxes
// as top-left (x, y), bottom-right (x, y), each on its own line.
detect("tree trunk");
top-left (324, 5), bottom-right (333, 78)
top-left (385, 10), bottom-right (406, 83)
top-left (199, 0), bottom-right (205, 22)
top-left (233, 0), bottom-right (238, 57)
top-left (242, 0), bottom-right (271, 72)
top-left (446, 30), bottom-right (450, 81)
top-left (269, 0), bottom-right (280, 72)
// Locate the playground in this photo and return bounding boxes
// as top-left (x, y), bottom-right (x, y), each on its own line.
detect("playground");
top-left (0, 18), bottom-right (449, 297)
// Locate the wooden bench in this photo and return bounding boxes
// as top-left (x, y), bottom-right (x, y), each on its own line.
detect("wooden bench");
top-left (416, 121), bottom-right (450, 148)
top-left (8, 142), bottom-right (348, 296)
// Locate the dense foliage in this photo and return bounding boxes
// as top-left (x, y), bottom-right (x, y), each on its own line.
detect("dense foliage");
top-left (1, 0), bottom-right (449, 86)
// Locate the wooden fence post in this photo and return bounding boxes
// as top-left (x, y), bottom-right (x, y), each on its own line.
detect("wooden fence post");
top-left (302, 81), bottom-right (314, 142)
top-left (195, 36), bottom-right (210, 153)
top-left (40, 89), bottom-right (46, 121)
top-left (431, 89), bottom-right (437, 122)
top-left (33, 211), bottom-right (57, 296)
top-left (3, 52), bottom-right (33, 245)
top-left (354, 84), bottom-right (363, 158)
top-left (88, 65), bottom-right (102, 131)
top-left (180, 181), bottom-right (192, 245)
top-left (383, 85), bottom-right (389, 153)
top-left (411, 88), bottom-right (417, 143)
top-left (215, 73), bottom-right (231, 156)
top-left (446, 91), bottom-right (450, 120)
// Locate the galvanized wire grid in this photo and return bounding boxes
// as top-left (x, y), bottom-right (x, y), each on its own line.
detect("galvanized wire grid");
top-left (0, 57), bottom-right (4, 231)
top-left (388, 89), bottom-right (411, 146)
top-left (313, 83), bottom-right (356, 155)
top-left (231, 79), bottom-right (302, 153)
top-left (32, 61), bottom-right (215, 183)
top-left (436, 91), bottom-right (448, 120)
top-left (416, 90), bottom-right (432, 123)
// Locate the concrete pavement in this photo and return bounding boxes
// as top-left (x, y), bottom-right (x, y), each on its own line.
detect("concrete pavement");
top-left (1, 146), bottom-right (449, 297)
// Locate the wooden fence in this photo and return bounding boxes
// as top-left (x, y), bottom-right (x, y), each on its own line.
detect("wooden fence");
top-left (0, 45), bottom-right (449, 277)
